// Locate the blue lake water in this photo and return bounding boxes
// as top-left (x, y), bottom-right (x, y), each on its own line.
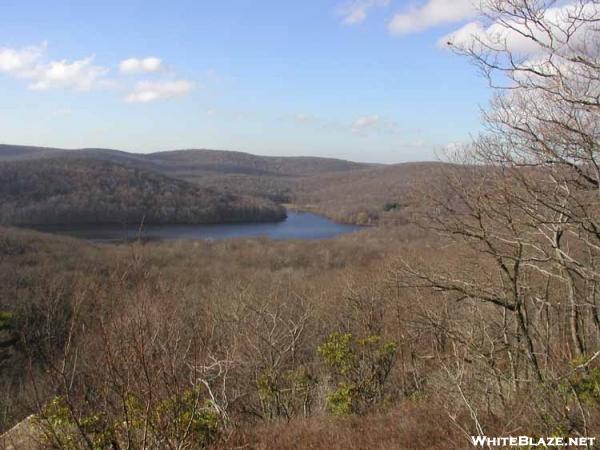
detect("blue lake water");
top-left (32, 212), bottom-right (361, 243)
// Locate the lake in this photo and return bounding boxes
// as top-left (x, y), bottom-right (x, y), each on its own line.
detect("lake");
top-left (32, 212), bottom-right (361, 243)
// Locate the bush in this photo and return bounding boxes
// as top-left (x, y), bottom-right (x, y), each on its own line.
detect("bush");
top-left (318, 332), bottom-right (396, 415)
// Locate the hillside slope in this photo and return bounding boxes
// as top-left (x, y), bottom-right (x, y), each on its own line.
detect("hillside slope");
top-left (293, 162), bottom-right (452, 224)
top-left (0, 145), bottom-right (62, 160)
top-left (0, 145), bottom-right (376, 203)
top-left (145, 149), bottom-right (370, 176)
top-left (0, 145), bottom-right (450, 225)
top-left (0, 158), bottom-right (286, 226)
top-left (0, 145), bottom-right (371, 176)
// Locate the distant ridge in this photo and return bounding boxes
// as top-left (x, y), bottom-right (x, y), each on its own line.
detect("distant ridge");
top-left (0, 144), bottom-right (374, 177)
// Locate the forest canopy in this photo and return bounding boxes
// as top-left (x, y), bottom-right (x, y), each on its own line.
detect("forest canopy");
top-left (0, 158), bottom-right (287, 226)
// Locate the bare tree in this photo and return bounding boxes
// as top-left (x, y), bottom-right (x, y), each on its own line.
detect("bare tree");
top-left (396, 0), bottom-right (600, 436)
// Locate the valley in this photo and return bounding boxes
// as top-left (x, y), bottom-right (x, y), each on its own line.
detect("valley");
top-left (2, 1), bottom-right (600, 448)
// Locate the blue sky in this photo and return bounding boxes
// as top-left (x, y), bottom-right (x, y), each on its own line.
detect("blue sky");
top-left (0, 0), bottom-right (491, 163)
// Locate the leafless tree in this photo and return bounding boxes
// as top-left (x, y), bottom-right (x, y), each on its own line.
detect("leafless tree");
top-left (397, 0), bottom-right (600, 436)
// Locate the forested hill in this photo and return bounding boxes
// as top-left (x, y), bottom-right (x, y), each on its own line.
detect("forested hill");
top-left (0, 144), bottom-right (449, 226)
top-left (0, 144), bottom-right (380, 206)
top-left (0, 144), bottom-right (371, 176)
top-left (0, 158), bottom-right (287, 226)
top-left (144, 149), bottom-right (371, 176)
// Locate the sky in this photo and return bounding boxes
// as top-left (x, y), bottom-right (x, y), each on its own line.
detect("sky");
top-left (0, 0), bottom-right (494, 163)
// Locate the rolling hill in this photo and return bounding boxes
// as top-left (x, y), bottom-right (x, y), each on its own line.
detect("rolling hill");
top-left (0, 144), bottom-right (448, 225)
top-left (0, 145), bottom-right (376, 204)
top-left (0, 144), bottom-right (370, 176)
top-left (0, 158), bottom-right (286, 226)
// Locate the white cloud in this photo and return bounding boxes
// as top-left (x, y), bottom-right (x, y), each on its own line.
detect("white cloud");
top-left (0, 44), bottom-right (44, 73)
top-left (29, 57), bottom-right (109, 91)
top-left (119, 57), bottom-right (163, 74)
top-left (352, 114), bottom-right (401, 135)
top-left (337, 0), bottom-right (390, 25)
top-left (389, 0), bottom-right (477, 34)
top-left (289, 112), bottom-right (402, 136)
top-left (124, 80), bottom-right (193, 103)
top-left (439, 19), bottom-right (543, 54)
top-left (0, 43), bottom-right (109, 91)
top-left (352, 114), bottom-right (380, 131)
top-left (439, 2), bottom-right (600, 55)
top-left (0, 44), bottom-right (196, 102)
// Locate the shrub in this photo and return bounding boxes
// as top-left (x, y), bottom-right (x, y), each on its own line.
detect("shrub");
top-left (318, 332), bottom-right (397, 415)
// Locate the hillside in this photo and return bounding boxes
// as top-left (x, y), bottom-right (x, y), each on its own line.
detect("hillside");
top-left (0, 145), bottom-right (377, 204)
top-left (0, 145), bottom-right (62, 160)
top-left (146, 149), bottom-right (370, 176)
top-left (0, 158), bottom-right (286, 226)
top-left (293, 162), bottom-right (452, 224)
top-left (0, 145), bottom-right (445, 223)
top-left (0, 145), bottom-right (371, 176)
top-left (0, 221), bottom-right (440, 448)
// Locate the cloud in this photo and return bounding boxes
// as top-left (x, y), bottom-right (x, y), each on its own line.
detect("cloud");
top-left (124, 80), bottom-right (193, 103)
top-left (351, 114), bottom-right (401, 135)
top-left (389, 0), bottom-right (477, 34)
top-left (439, 2), bottom-right (600, 55)
top-left (0, 43), bottom-right (109, 91)
top-left (0, 44), bottom-right (44, 73)
top-left (352, 114), bottom-right (380, 131)
top-left (0, 43), bottom-right (196, 103)
top-left (119, 57), bottom-right (163, 74)
top-left (439, 19), bottom-right (542, 54)
top-left (290, 112), bottom-right (402, 136)
top-left (337, 0), bottom-right (390, 25)
top-left (29, 57), bottom-right (109, 91)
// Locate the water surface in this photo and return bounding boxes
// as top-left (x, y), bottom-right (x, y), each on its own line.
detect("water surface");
top-left (32, 212), bottom-right (360, 243)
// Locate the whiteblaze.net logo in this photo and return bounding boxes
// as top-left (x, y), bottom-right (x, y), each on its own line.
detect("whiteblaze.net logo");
top-left (471, 436), bottom-right (596, 447)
